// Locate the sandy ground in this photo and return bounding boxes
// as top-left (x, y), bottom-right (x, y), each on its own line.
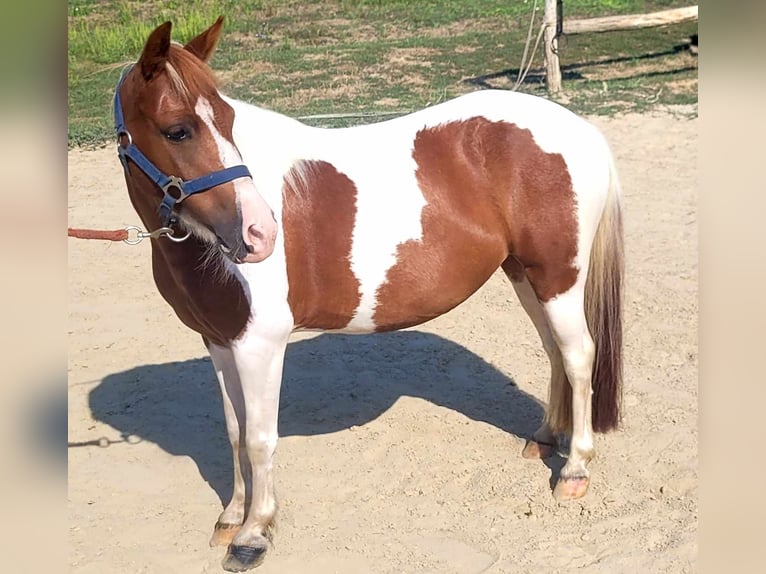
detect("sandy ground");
top-left (68, 109), bottom-right (697, 573)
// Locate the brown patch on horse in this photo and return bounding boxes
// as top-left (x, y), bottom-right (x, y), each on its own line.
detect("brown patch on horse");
top-left (282, 160), bottom-right (361, 329)
top-left (373, 117), bottom-right (578, 330)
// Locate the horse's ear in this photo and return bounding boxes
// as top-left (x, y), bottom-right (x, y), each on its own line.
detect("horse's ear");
top-left (139, 21), bottom-right (172, 81)
top-left (183, 16), bottom-right (224, 63)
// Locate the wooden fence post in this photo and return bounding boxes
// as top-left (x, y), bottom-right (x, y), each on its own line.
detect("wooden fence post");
top-left (544, 0), bottom-right (562, 95)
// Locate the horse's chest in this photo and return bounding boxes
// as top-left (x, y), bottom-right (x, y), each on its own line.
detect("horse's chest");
top-left (151, 247), bottom-right (251, 345)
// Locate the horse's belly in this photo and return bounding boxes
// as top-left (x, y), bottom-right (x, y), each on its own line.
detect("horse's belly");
top-left (366, 245), bottom-right (505, 332)
top-left (343, 227), bottom-right (507, 332)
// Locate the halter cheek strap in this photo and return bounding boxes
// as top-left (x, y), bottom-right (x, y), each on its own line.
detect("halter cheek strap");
top-left (113, 67), bottom-right (252, 227)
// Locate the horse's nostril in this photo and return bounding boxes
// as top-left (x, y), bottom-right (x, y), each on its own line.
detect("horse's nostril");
top-left (247, 224), bottom-right (264, 241)
top-left (246, 244), bottom-right (254, 254)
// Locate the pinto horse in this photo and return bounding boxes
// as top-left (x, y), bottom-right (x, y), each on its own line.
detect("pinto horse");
top-left (116, 17), bottom-right (623, 572)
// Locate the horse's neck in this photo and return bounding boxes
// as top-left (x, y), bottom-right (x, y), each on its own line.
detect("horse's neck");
top-left (153, 234), bottom-right (215, 282)
top-left (225, 96), bottom-right (308, 151)
top-left (226, 96), bottom-right (312, 182)
top-left (149, 234), bottom-right (251, 344)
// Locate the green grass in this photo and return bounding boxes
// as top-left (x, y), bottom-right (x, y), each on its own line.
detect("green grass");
top-left (68, 0), bottom-right (697, 148)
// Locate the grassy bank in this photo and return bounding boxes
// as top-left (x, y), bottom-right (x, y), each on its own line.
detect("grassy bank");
top-left (68, 0), bottom-right (697, 148)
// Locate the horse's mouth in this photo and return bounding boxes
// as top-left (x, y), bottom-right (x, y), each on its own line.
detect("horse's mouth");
top-left (216, 236), bottom-right (249, 264)
top-left (216, 227), bottom-right (274, 264)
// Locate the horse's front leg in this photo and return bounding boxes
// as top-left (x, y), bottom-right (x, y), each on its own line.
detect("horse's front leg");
top-left (207, 342), bottom-right (248, 547)
top-left (221, 323), bottom-right (291, 572)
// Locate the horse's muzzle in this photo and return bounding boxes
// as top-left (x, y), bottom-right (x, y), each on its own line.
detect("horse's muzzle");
top-left (215, 214), bottom-right (276, 265)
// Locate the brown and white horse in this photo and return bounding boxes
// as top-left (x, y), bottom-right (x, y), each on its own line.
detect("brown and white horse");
top-left (117, 18), bottom-right (623, 572)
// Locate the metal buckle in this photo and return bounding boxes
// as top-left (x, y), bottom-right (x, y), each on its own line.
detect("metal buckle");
top-left (116, 130), bottom-right (133, 148)
top-left (122, 225), bottom-right (192, 245)
top-left (164, 227), bottom-right (192, 242)
top-left (123, 225), bottom-right (146, 244)
top-left (162, 176), bottom-right (188, 203)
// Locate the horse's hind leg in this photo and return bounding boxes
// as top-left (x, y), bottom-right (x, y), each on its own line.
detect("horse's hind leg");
top-left (503, 259), bottom-right (566, 460)
top-left (541, 283), bottom-right (596, 501)
top-left (505, 258), bottom-right (596, 500)
top-left (207, 342), bottom-right (247, 547)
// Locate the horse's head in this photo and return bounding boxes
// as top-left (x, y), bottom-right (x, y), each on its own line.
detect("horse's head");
top-left (117, 17), bottom-right (276, 264)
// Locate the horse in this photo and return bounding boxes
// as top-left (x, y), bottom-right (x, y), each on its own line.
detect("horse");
top-left (115, 17), bottom-right (623, 572)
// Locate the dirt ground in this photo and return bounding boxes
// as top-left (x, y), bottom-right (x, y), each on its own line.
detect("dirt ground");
top-left (68, 108), bottom-right (697, 573)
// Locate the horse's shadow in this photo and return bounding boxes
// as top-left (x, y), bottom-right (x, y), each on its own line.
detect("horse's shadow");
top-left (85, 332), bottom-right (552, 504)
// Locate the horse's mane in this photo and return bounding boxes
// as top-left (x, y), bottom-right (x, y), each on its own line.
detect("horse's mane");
top-left (164, 42), bottom-right (219, 105)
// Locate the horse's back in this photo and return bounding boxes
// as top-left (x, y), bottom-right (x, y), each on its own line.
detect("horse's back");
top-left (343, 89), bottom-right (605, 155)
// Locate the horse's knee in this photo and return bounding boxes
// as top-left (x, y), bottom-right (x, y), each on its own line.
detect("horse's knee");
top-left (245, 432), bottom-right (277, 464)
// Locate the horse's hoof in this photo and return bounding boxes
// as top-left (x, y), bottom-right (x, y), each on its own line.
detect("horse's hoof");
top-left (522, 439), bottom-right (556, 459)
top-left (222, 543), bottom-right (267, 572)
top-left (552, 475), bottom-right (589, 501)
top-left (210, 521), bottom-right (241, 547)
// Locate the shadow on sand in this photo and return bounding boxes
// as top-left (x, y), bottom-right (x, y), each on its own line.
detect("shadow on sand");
top-left (464, 44), bottom-right (697, 89)
top-left (80, 332), bottom-right (554, 503)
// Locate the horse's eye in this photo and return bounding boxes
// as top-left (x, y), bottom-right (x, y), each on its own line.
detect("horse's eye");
top-left (163, 126), bottom-right (191, 142)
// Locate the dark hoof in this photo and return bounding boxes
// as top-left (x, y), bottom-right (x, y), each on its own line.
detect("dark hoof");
top-left (222, 543), bottom-right (267, 572)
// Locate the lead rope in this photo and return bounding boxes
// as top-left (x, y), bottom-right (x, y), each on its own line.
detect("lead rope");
top-left (67, 225), bottom-right (191, 244)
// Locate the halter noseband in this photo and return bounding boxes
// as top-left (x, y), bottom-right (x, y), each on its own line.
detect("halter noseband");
top-left (113, 66), bottom-right (252, 228)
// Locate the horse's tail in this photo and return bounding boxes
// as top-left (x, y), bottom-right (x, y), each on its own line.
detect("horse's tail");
top-left (584, 150), bottom-right (624, 433)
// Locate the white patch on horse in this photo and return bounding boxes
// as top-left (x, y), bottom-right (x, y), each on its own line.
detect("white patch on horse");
top-left (196, 96), bottom-right (278, 265)
top-left (222, 96), bottom-right (294, 327)
top-left (325, 143), bottom-right (426, 332)
top-left (195, 97), bottom-right (240, 165)
top-left (195, 96), bottom-right (253, 207)
top-left (272, 144), bottom-right (416, 330)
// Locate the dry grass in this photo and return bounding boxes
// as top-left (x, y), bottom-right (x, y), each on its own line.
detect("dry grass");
top-left (270, 79), bottom-right (368, 110)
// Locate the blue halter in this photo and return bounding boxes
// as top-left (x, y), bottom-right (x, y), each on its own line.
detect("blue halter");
top-left (113, 67), bottom-right (252, 227)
